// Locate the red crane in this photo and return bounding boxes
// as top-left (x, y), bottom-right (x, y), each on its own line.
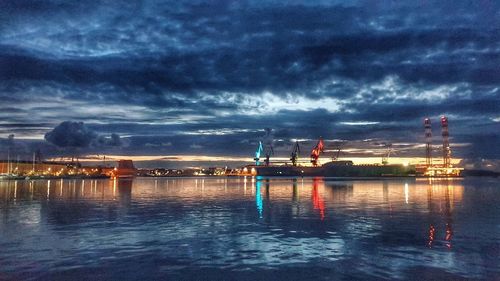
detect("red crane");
top-left (310, 138), bottom-right (324, 166)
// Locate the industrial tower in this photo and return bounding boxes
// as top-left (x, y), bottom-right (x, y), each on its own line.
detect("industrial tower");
top-left (424, 118), bottom-right (432, 167)
top-left (441, 116), bottom-right (451, 168)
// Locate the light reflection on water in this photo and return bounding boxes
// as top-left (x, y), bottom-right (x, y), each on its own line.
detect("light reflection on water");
top-left (0, 177), bottom-right (498, 280)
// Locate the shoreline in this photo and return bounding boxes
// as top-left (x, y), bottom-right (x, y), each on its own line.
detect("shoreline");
top-left (0, 175), bottom-right (110, 180)
top-left (3, 175), bottom-right (498, 181)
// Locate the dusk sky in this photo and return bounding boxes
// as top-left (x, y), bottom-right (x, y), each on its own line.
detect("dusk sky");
top-left (1, 1), bottom-right (499, 168)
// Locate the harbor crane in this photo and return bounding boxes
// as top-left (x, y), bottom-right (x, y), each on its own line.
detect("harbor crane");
top-left (310, 138), bottom-right (324, 166)
top-left (264, 144), bottom-right (274, 166)
top-left (290, 141), bottom-right (300, 166)
top-left (331, 140), bottom-right (345, 161)
top-left (254, 141), bottom-right (263, 166)
top-left (381, 143), bottom-right (393, 165)
top-left (263, 128), bottom-right (274, 166)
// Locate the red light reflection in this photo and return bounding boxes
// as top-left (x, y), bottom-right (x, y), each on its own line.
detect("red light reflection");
top-left (312, 178), bottom-right (325, 220)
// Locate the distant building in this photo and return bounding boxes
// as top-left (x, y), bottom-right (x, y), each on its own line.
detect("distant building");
top-left (112, 160), bottom-right (137, 178)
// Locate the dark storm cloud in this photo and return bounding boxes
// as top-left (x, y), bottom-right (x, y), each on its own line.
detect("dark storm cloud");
top-left (1, 0), bottom-right (499, 163)
top-left (44, 121), bottom-right (124, 149)
top-left (45, 121), bottom-right (97, 148)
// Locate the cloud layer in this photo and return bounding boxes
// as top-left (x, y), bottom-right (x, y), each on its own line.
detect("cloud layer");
top-left (1, 0), bottom-right (499, 164)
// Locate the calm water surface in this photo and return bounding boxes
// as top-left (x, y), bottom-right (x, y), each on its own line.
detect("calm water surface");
top-left (0, 177), bottom-right (498, 280)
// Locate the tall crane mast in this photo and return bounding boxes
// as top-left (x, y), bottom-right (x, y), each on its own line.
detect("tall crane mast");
top-left (441, 116), bottom-right (451, 168)
top-left (424, 118), bottom-right (432, 167)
